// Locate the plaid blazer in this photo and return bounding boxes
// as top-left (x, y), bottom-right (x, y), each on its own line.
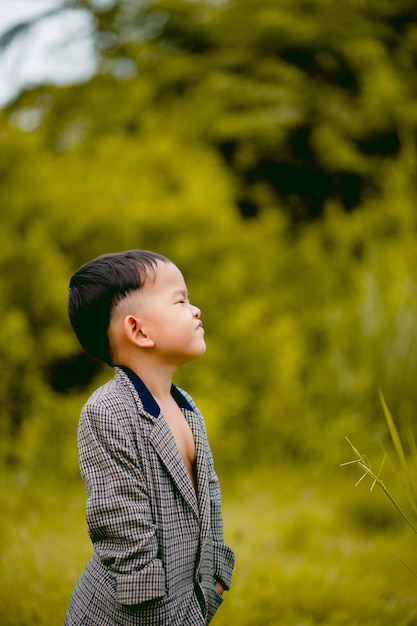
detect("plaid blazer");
top-left (64, 367), bottom-right (235, 626)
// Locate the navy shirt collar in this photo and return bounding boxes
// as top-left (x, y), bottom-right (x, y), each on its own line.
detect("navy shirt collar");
top-left (119, 366), bottom-right (193, 418)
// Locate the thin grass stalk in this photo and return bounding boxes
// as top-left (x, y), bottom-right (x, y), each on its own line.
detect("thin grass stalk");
top-left (379, 390), bottom-right (417, 518)
top-left (341, 437), bottom-right (417, 536)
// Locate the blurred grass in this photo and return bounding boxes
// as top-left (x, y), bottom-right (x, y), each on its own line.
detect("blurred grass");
top-left (1, 461), bottom-right (416, 625)
top-left (0, 471), bottom-right (90, 625)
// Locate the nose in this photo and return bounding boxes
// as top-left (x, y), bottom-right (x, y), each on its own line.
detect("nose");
top-left (191, 304), bottom-right (201, 318)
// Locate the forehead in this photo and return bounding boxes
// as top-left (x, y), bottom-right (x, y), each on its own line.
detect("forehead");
top-left (147, 260), bottom-right (186, 290)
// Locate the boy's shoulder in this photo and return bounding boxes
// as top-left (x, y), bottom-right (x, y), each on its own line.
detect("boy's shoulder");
top-left (79, 369), bottom-right (149, 440)
top-left (84, 367), bottom-right (138, 410)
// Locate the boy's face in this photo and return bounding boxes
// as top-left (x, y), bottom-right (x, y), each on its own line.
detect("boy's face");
top-left (135, 261), bottom-right (206, 366)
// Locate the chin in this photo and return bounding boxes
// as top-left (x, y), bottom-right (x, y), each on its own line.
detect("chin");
top-left (198, 341), bottom-right (207, 356)
top-left (185, 344), bottom-right (206, 363)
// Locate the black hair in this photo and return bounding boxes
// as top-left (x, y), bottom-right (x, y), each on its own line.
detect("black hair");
top-left (68, 250), bottom-right (170, 365)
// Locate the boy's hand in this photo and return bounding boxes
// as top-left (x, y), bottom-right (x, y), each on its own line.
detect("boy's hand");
top-left (215, 581), bottom-right (224, 595)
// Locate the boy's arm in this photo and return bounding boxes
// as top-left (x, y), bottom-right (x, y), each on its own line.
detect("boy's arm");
top-left (207, 463), bottom-right (235, 591)
top-left (78, 400), bottom-right (166, 606)
top-left (195, 410), bottom-right (235, 591)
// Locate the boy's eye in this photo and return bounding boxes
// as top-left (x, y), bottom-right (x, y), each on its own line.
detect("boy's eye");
top-left (174, 292), bottom-right (189, 304)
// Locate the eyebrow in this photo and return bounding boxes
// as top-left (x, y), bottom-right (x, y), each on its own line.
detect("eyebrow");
top-left (173, 288), bottom-right (189, 299)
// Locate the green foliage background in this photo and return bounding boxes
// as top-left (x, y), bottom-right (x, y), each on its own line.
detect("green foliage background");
top-left (1, 0), bottom-right (417, 623)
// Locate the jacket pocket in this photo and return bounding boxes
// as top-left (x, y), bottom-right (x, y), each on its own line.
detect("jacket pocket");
top-left (205, 586), bottom-right (224, 624)
top-left (118, 585), bottom-right (200, 626)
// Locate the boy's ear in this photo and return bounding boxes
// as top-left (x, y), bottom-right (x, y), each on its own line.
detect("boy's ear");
top-left (123, 315), bottom-right (154, 348)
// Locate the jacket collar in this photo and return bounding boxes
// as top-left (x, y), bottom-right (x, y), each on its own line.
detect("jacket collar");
top-left (118, 366), bottom-right (194, 418)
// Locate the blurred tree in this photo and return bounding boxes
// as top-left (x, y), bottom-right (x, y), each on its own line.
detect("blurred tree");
top-left (3, 0), bottom-right (417, 223)
top-left (77, 0), bottom-right (415, 222)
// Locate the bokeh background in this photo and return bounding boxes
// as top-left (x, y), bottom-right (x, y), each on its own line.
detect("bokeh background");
top-left (1, 1), bottom-right (417, 624)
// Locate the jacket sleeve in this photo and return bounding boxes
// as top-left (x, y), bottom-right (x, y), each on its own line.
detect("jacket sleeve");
top-left (183, 394), bottom-right (235, 591)
top-left (205, 437), bottom-right (235, 591)
top-left (208, 465), bottom-right (235, 591)
top-left (78, 399), bottom-right (166, 605)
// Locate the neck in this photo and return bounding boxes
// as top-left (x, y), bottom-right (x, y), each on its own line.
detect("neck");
top-left (124, 362), bottom-right (175, 402)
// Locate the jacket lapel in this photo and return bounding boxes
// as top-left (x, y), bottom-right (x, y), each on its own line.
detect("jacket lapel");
top-left (183, 409), bottom-right (210, 541)
top-left (149, 417), bottom-right (200, 520)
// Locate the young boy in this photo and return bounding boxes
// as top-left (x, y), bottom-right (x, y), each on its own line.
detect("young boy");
top-left (64, 250), bottom-right (234, 626)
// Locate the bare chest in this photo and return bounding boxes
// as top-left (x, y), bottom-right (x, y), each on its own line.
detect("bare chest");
top-left (160, 400), bottom-right (196, 486)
